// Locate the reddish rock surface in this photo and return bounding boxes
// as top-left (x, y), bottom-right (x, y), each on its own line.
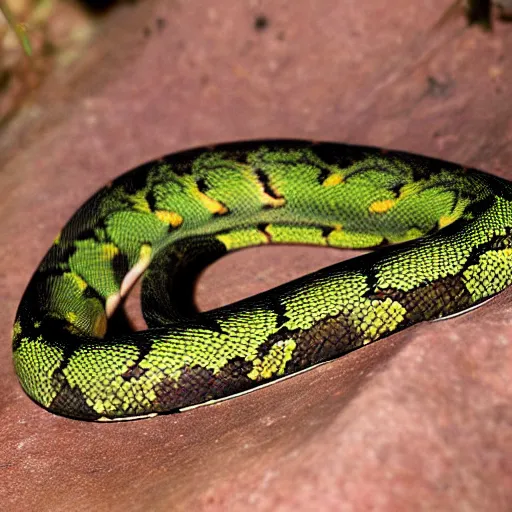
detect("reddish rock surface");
top-left (1, 1), bottom-right (511, 510)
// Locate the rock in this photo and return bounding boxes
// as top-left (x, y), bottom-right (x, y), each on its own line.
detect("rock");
top-left (1, 1), bottom-right (511, 510)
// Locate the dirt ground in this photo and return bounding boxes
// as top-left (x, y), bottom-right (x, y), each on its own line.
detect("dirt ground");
top-left (1, 1), bottom-right (511, 510)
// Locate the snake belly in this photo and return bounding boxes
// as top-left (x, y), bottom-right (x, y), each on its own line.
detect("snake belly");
top-left (12, 140), bottom-right (512, 421)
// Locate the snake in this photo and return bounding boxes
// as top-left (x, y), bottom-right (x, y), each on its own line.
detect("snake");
top-left (12, 140), bottom-right (512, 421)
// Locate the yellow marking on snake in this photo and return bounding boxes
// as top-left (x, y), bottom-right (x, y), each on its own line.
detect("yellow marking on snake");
top-left (193, 189), bottom-right (228, 215)
top-left (323, 173), bottom-right (344, 187)
top-left (369, 198), bottom-right (397, 214)
top-left (155, 210), bottom-right (184, 227)
top-left (100, 243), bottom-right (119, 261)
top-left (439, 214), bottom-right (457, 229)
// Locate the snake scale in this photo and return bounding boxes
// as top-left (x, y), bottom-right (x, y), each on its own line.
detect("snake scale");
top-left (12, 140), bottom-right (512, 421)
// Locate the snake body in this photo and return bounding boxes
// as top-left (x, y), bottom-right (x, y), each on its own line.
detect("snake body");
top-left (12, 140), bottom-right (512, 420)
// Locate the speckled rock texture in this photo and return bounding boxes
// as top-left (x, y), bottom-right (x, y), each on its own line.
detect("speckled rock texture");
top-left (1, 1), bottom-right (512, 510)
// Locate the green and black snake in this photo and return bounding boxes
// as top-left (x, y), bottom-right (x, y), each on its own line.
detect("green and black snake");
top-left (12, 140), bottom-right (512, 421)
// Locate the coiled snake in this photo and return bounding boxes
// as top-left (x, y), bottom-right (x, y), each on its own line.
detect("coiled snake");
top-left (12, 140), bottom-right (512, 420)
